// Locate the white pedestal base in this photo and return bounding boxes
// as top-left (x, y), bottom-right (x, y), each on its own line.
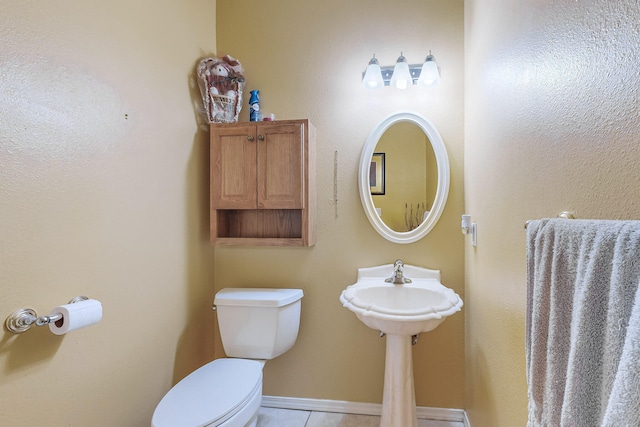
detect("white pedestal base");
top-left (380, 334), bottom-right (418, 427)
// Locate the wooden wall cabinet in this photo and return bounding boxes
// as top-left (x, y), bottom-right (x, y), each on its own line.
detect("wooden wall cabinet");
top-left (210, 119), bottom-right (316, 246)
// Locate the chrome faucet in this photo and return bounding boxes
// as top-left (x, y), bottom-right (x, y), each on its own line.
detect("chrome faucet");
top-left (385, 259), bottom-right (412, 284)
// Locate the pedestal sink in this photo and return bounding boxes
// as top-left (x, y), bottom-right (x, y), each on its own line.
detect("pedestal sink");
top-left (339, 261), bottom-right (463, 427)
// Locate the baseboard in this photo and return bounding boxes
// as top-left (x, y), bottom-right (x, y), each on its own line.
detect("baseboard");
top-left (261, 395), bottom-right (469, 425)
top-left (463, 410), bottom-right (472, 427)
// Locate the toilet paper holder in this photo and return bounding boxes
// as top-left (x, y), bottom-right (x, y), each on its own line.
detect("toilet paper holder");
top-left (5, 296), bottom-right (89, 334)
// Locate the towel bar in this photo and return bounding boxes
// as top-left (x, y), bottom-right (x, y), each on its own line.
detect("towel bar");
top-left (525, 212), bottom-right (575, 229)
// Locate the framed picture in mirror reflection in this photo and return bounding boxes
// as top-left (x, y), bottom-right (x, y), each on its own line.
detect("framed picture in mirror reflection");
top-left (370, 152), bottom-right (385, 195)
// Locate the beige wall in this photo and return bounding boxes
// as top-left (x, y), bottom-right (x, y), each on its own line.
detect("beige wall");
top-left (216, 0), bottom-right (465, 409)
top-left (0, 1), bottom-right (217, 425)
top-left (465, 1), bottom-right (640, 426)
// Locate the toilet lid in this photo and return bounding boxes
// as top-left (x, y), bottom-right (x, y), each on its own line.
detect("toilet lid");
top-left (152, 358), bottom-right (263, 427)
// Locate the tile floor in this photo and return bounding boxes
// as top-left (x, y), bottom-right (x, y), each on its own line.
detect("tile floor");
top-left (257, 407), bottom-right (464, 427)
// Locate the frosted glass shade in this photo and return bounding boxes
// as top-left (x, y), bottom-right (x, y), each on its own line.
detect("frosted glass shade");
top-left (363, 62), bottom-right (384, 89)
top-left (390, 60), bottom-right (412, 90)
top-left (418, 58), bottom-right (441, 86)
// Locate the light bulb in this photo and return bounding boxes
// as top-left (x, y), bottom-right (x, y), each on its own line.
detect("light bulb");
top-left (390, 53), bottom-right (413, 90)
top-left (418, 53), bottom-right (441, 86)
top-left (362, 55), bottom-right (384, 89)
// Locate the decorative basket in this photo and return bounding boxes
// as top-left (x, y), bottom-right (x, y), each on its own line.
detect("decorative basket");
top-left (196, 55), bottom-right (245, 123)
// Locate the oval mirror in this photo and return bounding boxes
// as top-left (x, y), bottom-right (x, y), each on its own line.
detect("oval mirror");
top-left (358, 111), bottom-right (450, 244)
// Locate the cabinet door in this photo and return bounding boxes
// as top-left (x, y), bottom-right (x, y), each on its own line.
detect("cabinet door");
top-left (211, 125), bottom-right (257, 209)
top-left (257, 122), bottom-right (304, 209)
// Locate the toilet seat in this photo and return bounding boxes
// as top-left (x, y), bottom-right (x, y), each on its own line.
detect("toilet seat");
top-left (152, 358), bottom-right (263, 427)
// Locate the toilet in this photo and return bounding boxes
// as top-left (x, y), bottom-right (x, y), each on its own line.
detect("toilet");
top-left (152, 288), bottom-right (303, 427)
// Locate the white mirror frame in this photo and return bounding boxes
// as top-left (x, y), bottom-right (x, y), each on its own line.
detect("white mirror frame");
top-left (358, 111), bottom-right (450, 244)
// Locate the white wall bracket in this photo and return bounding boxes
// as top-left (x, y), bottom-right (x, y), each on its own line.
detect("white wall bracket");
top-left (461, 214), bottom-right (477, 247)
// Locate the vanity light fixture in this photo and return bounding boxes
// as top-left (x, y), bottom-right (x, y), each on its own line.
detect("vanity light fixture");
top-left (362, 51), bottom-right (441, 89)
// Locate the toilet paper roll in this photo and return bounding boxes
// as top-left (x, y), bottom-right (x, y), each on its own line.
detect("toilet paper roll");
top-left (49, 299), bottom-right (103, 335)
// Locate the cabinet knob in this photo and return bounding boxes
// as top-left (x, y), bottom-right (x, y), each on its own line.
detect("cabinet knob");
top-left (258, 135), bottom-right (265, 141)
top-left (247, 135), bottom-right (254, 141)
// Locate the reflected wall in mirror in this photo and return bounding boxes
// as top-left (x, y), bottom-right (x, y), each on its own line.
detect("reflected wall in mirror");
top-left (372, 122), bottom-right (438, 232)
top-left (359, 111), bottom-right (450, 244)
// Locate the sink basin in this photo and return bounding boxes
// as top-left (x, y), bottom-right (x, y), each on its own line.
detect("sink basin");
top-left (340, 263), bottom-right (463, 335)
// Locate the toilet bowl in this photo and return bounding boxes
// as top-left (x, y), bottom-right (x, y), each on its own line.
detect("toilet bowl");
top-left (152, 288), bottom-right (303, 427)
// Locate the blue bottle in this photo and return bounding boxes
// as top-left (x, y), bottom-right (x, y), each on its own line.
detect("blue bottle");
top-left (249, 90), bottom-right (260, 122)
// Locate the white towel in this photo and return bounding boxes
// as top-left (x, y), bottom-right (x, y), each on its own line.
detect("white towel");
top-left (526, 218), bottom-right (640, 427)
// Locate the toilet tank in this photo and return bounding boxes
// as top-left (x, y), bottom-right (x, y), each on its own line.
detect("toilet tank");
top-left (214, 288), bottom-right (303, 360)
